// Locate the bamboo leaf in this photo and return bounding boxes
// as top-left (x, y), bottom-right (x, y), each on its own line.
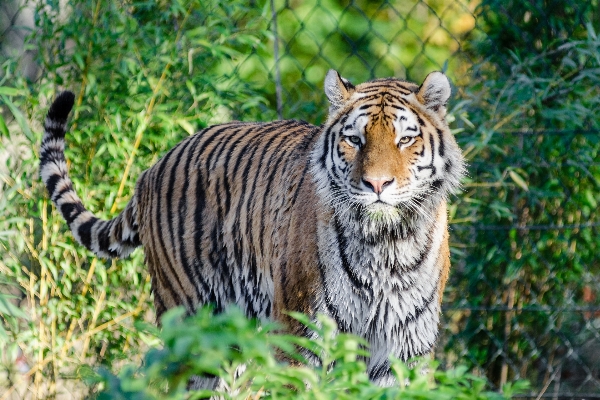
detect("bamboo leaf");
top-left (508, 170), bottom-right (529, 192)
top-left (0, 113), bottom-right (8, 136)
top-left (177, 119), bottom-right (196, 135)
top-left (1, 94), bottom-right (33, 142)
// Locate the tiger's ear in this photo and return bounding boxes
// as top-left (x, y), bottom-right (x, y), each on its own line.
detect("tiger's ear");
top-left (417, 71), bottom-right (451, 117)
top-left (324, 69), bottom-right (355, 113)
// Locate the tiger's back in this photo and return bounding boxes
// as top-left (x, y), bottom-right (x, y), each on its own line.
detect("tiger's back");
top-left (135, 119), bottom-right (320, 319)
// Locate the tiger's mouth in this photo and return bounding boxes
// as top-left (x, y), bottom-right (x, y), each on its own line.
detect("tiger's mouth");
top-left (363, 200), bottom-right (401, 220)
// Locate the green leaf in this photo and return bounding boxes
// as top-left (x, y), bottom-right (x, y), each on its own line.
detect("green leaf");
top-left (0, 113), bottom-right (8, 136)
top-left (0, 86), bottom-right (21, 96)
top-left (177, 119), bottom-right (196, 135)
top-left (0, 294), bottom-right (29, 319)
top-left (1, 94), bottom-right (34, 142)
top-left (508, 170), bottom-right (529, 191)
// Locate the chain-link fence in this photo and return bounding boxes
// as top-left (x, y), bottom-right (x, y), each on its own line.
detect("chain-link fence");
top-left (440, 130), bottom-right (600, 398)
top-left (260, 2), bottom-right (600, 397)
top-left (2, 0), bottom-right (600, 399)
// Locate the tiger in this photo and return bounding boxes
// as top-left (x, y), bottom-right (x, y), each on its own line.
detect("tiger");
top-left (40, 69), bottom-right (464, 387)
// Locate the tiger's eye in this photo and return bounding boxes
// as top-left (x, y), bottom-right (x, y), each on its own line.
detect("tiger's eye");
top-left (345, 136), bottom-right (362, 146)
top-left (399, 136), bottom-right (412, 145)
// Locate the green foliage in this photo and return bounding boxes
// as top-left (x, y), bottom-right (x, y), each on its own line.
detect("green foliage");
top-left (473, 0), bottom-right (598, 75)
top-left (0, 0), bottom-right (273, 396)
top-left (269, 0), bottom-right (477, 121)
top-left (445, 13), bottom-right (600, 389)
top-left (86, 307), bottom-right (528, 399)
top-left (1, 0), bottom-right (597, 396)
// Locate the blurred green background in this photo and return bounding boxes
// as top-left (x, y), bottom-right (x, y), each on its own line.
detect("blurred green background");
top-left (0, 0), bottom-right (599, 398)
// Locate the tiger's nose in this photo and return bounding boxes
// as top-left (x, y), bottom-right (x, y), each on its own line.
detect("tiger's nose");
top-left (362, 177), bottom-right (394, 195)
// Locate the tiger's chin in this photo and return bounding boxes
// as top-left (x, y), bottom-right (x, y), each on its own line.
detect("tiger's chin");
top-left (345, 195), bottom-right (439, 241)
top-left (357, 201), bottom-right (407, 226)
top-left (363, 201), bottom-right (401, 221)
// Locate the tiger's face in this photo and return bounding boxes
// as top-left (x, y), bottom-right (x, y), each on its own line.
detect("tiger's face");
top-left (312, 70), bottom-right (464, 224)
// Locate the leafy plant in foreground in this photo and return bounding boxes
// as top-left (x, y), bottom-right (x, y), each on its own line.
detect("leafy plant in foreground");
top-left (86, 307), bottom-right (529, 399)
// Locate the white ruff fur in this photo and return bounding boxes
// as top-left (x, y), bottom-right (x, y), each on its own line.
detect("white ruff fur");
top-left (313, 198), bottom-right (446, 384)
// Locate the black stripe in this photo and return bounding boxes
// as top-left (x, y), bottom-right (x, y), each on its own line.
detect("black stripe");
top-left (114, 216), bottom-right (123, 243)
top-left (142, 168), bottom-right (183, 308)
top-left (333, 217), bottom-right (374, 301)
top-left (96, 219), bottom-right (122, 257)
top-left (207, 224), bottom-right (231, 311)
top-left (45, 173), bottom-right (62, 198)
top-left (318, 126), bottom-right (331, 169)
top-left (243, 253), bottom-right (259, 318)
top-left (428, 130), bottom-right (436, 176)
top-left (96, 220), bottom-right (112, 255)
top-left (288, 130), bottom-right (316, 206)
top-left (359, 86), bottom-right (413, 96)
top-left (77, 217), bottom-right (98, 249)
top-left (152, 286), bottom-right (168, 321)
top-left (444, 160), bottom-right (452, 173)
top-left (43, 126), bottom-right (67, 138)
top-left (61, 201), bottom-right (86, 225)
top-left (391, 231), bottom-right (434, 276)
top-left (327, 126), bottom-right (345, 183)
top-left (124, 232), bottom-right (139, 247)
top-left (316, 260), bottom-right (349, 332)
top-left (369, 358), bottom-right (391, 379)
top-left (413, 286), bottom-right (439, 322)
top-left (46, 91), bottom-right (75, 123)
top-left (436, 128), bottom-right (445, 157)
top-left (39, 151), bottom-right (65, 169)
top-left (416, 114), bottom-right (425, 126)
top-left (54, 185), bottom-right (74, 202)
top-left (327, 123), bottom-right (339, 170)
top-left (41, 134), bottom-right (64, 145)
top-left (244, 124), bottom-right (283, 221)
top-left (319, 113), bottom-right (350, 169)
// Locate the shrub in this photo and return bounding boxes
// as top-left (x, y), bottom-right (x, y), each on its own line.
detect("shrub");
top-left (86, 307), bottom-right (530, 399)
top-left (0, 0), bottom-right (272, 396)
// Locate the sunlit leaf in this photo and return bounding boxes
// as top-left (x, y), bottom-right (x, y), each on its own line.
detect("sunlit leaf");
top-left (508, 170), bottom-right (529, 192)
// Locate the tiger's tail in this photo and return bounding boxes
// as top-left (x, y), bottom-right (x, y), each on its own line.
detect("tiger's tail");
top-left (39, 91), bottom-right (141, 258)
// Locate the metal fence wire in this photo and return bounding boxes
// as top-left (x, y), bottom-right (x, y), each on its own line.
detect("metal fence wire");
top-left (440, 130), bottom-right (600, 398)
top-left (262, 2), bottom-right (600, 397)
top-left (2, 0), bottom-right (600, 399)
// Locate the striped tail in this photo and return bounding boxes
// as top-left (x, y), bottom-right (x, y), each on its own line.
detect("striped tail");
top-left (40, 91), bottom-right (141, 258)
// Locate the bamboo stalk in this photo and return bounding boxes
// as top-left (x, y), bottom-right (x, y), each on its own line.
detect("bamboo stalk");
top-left (80, 290), bottom-right (106, 362)
top-left (110, 3), bottom-right (195, 214)
top-left (60, 258), bottom-right (97, 359)
top-left (84, 274), bottom-right (151, 338)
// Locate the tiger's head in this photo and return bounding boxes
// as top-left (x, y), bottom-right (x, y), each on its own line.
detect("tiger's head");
top-left (311, 70), bottom-right (464, 228)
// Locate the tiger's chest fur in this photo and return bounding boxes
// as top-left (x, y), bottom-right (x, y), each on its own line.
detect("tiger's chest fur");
top-left (41, 69), bottom-right (464, 388)
top-left (314, 204), bottom-right (449, 384)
